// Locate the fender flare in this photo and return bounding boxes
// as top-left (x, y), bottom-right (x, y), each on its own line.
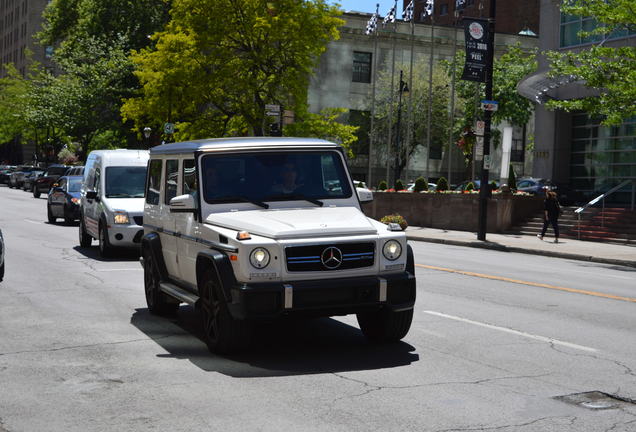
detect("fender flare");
top-left (141, 232), bottom-right (169, 281)
top-left (196, 249), bottom-right (237, 303)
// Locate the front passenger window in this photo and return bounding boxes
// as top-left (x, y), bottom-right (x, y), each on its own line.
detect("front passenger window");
top-left (146, 160), bottom-right (162, 205)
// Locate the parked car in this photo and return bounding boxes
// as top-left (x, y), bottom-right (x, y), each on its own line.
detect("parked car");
top-left (407, 182), bottom-right (437, 192)
top-left (516, 177), bottom-right (550, 195)
top-left (454, 179), bottom-right (499, 192)
top-left (78, 150), bottom-right (148, 257)
top-left (141, 137), bottom-right (415, 354)
top-left (32, 164), bottom-right (70, 197)
top-left (22, 169), bottom-right (45, 191)
top-left (0, 228), bottom-right (4, 282)
top-left (8, 165), bottom-right (36, 188)
top-left (47, 176), bottom-right (83, 224)
top-left (64, 165), bottom-right (85, 177)
top-left (0, 166), bottom-right (16, 184)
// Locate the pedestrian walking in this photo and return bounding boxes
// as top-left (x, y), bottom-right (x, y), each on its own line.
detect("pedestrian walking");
top-left (537, 190), bottom-right (561, 243)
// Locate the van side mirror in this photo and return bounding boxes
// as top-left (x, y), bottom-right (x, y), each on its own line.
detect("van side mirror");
top-left (169, 194), bottom-right (197, 213)
top-left (86, 190), bottom-right (97, 200)
top-left (357, 187), bottom-right (373, 203)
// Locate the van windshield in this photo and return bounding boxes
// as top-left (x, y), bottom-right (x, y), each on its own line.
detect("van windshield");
top-left (201, 151), bottom-right (352, 205)
top-left (105, 166), bottom-right (146, 198)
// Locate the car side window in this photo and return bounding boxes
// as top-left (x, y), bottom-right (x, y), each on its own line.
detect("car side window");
top-left (146, 159), bottom-right (162, 206)
top-left (94, 169), bottom-right (100, 194)
top-left (182, 159), bottom-right (196, 196)
top-left (165, 160), bottom-right (179, 204)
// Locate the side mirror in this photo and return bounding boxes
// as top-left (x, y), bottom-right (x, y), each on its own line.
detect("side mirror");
top-left (169, 194), bottom-right (197, 213)
top-left (86, 190), bottom-right (97, 200)
top-left (357, 187), bottom-right (373, 203)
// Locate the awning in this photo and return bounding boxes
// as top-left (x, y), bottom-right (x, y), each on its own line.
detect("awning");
top-left (516, 70), bottom-right (595, 104)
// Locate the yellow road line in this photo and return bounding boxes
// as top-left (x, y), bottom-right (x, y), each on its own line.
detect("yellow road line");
top-left (415, 264), bottom-right (636, 303)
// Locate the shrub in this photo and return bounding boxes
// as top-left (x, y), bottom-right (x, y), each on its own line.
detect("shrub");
top-left (490, 180), bottom-right (498, 190)
top-left (436, 176), bottom-right (448, 191)
top-left (380, 214), bottom-right (408, 230)
top-left (378, 180), bottom-right (388, 191)
top-left (465, 182), bottom-right (475, 191)
top-left (413, 176), bottom-right (427, 192)
top-left (395, 179), bottom-right (405, 191)
top-left (508, 164), bottom-right (517, 190)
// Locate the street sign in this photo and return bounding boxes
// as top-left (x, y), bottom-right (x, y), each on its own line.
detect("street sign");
top-left (483, 154), bottom-right (492, 170)
top-left (480, 100), bottom-right (498, 111)
top-left (265, 104), bottom-right (280, 112)
top-left (163, 122), bottom-right (175, 134)
top-left (266, 111), bottom-right (281, 117)
top-left (474, 137), bottom-right (484, 161)
top-left (475, 120), bottom-right (485, 136)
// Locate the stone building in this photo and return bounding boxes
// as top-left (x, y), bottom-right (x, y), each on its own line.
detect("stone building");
top-left (309, 11), bottom-right (538, 187)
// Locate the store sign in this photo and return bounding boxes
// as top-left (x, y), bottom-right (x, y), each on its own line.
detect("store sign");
top-left (461, 18), bottom-right (491, 83)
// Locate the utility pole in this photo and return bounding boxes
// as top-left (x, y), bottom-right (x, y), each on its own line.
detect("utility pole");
top-left (477, 0), bottom-right (496, 241)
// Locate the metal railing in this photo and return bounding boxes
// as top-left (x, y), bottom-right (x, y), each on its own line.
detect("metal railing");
top-left (573, 179), bottom-right (635, 240)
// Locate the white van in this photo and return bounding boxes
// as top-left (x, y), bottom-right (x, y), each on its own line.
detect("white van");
top-left (78, 150), bottom-right (149, 257)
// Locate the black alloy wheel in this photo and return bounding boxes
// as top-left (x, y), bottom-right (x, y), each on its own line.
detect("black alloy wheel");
top-left (78, 216), bottom-right (92, 247)
top-left (143, 251), bottom-right (177, 315)
top-left (200, 271), bottom-right (251, 354)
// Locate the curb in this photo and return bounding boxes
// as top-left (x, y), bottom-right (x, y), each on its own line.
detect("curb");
top-left (406, 235), bottom-right (636, 269)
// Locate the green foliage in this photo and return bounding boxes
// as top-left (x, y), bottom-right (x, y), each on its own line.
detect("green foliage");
top-left (57, 147), bottom-right (78, 165)
top-left (465, 182), bottom-right (475, 191)
top-left (508, 164), bottom-right (517, 190)
top-left (122, 0), bottom-right (343, 139)
top-left (436, 176), bottom-right (448, 191)
top-left (546, 1), bottom-right (636, 125)
top-left (490, 180), bottom-right (498, 190)
top-left (395, 179), bottom-right (405, 191)
top-left (88, 129), bottom-right (127, 153)
top-left (380, 214), bottom-right (408, 230)
top-left (413, 176), bottom-right (427, 192)
top-left (378, 180), bottom-right (388, 191)
top-left (284, 108), bottom-right (358, 156)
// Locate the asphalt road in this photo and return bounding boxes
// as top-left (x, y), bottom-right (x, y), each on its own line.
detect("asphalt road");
top-left (1, 184), bottom-right (635, 432)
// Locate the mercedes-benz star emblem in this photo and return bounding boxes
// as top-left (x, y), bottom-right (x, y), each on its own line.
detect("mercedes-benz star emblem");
top-left (321, 246), bottom-right (343, 269)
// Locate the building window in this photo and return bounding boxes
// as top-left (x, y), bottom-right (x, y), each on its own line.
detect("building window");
top-left (439, 3), bottom-right (449, 16)
top-left (510, 138), bottom-right (525, 162)
top-left (560, 13), bottom-right (635, 48)
top-left (430, 142), bottom-right (442, 160)
top-left (349, 110), bottom-right (370, 155)
top-left (352, 51), bottom-right (372, 83)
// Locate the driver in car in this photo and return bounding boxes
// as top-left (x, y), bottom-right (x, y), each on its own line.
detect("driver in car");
top-left (271, 162), bottom-right (303, 194)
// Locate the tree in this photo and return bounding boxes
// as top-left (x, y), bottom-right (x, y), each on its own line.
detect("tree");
top-left (121, 0), bottom-right (343, 141)
top-left (546, 0), bottom-right (636, 125)
top-left (444, 43), bottom-right (537, 163)
top-left (284, 108), bottom-right (358, 156)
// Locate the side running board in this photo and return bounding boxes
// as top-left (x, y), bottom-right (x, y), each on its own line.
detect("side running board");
top-left (159, 282), bottom-right (200, 306)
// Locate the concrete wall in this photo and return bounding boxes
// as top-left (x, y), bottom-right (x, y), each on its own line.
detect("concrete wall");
top-left (362, 193), bottom-right (543, 232)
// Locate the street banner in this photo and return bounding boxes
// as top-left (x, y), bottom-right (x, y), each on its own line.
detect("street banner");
top-left (461, 18), bottom-right (491, 83)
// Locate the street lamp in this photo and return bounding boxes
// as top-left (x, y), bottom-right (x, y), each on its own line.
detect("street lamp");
top-left (394, 70), bottom-right (409, 183)
top-left (143, 127), bottom-right (152, 148)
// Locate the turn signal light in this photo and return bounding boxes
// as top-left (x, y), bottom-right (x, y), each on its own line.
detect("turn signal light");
top-left (236, 231), bottom-right (251, 240)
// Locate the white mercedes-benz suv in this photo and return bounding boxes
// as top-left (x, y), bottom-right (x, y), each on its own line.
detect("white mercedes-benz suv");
top-left (141, 137), bottom-right (415, 353)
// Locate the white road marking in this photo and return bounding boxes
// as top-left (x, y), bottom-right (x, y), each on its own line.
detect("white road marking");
top-left (24, 219), bottom-right (42, 224)
top-left (423, 310), bottom-right (597, 353)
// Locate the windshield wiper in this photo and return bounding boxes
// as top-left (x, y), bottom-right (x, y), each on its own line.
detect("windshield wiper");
top-left (264, 194), bottom-right (324, 207)
top-left (107, 193), bottom-right (134, 198)
top-left (209, 195), bottom-right (269, 209)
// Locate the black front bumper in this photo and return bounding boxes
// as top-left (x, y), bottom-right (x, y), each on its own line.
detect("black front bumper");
top-left (227, 272), bottom-right (416, 320)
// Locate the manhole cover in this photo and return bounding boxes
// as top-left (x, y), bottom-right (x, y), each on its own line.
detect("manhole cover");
top-left (554, 391), bottom-right (633, 410)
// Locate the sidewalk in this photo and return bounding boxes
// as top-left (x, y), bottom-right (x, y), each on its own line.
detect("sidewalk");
top-left (406, 226), bottom-right (636, 268)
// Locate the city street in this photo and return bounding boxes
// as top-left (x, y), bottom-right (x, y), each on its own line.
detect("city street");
top-left (1, 184), bottom-right (635, 432)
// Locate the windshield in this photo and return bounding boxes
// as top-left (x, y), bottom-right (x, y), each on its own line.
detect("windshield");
top-left (68, 178), bottom-right (82, 193)
top-left (105, 166), bottom-right (146, 198)
top-left (201, 151), bottom-right (352, 205)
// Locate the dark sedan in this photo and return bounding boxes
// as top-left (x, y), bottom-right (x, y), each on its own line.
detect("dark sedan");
top-left (32, 164), bottom-right (69, 197)
top-left (22, 169), bottom-right (45, 191)
top-left (47, 176), bottom-right (82, 224)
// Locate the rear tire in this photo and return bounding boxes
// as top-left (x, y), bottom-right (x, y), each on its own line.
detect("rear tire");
top-left (78, 216), bottom-right (92, 247)
top-left (143, 250), bottom-right (178, 315)
top-left (357, 308), bottom-right (413, 342)
top-left (200, 270), bottom-right (252, 354)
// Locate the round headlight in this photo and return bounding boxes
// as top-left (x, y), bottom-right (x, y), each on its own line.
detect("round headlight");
top-left (382, 240), bottom-right (402, 261)
top-left (249, 248), bottom-right (270, 269)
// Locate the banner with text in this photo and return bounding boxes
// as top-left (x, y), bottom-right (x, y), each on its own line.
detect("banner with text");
top-left (461, 18), bottom-right (491, 83)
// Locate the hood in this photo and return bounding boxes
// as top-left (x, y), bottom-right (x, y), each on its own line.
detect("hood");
top-left (103, 197), bottom-right (145, 215)
top-left (206, 206), bottom-right (378, 239)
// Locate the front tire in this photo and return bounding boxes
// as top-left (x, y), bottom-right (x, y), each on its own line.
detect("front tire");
top-left (78, 216), bottom-right (92, 247)
top-left (98, 222), bottom-right (113, 258)
top-left (143, 251), bottom-right (178, 315)
top-left (200, 271), bottom-right (252, 354)
top-left (357, 308), bottom-right (413, 342)
top-left (47, 206), bottom-right (56, 224)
